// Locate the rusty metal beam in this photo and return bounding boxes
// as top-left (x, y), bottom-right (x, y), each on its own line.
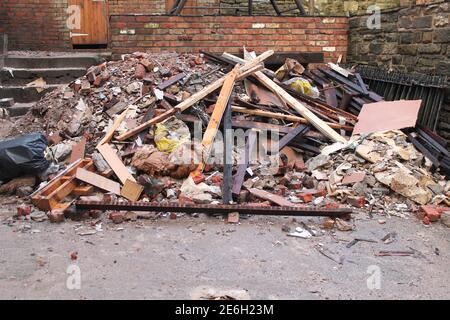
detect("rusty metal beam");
top-left (75, 201), bottom-right (352, 217)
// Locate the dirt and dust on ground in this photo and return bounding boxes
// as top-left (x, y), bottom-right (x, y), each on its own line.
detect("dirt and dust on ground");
top-left (0, 49), bottom-right (449, 300)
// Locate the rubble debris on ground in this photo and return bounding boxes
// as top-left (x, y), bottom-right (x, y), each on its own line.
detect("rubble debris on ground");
top-left (0, 47), bottom-right (448, 233)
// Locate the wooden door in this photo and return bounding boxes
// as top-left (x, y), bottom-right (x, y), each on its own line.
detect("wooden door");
top-left (69, 0), bottom-right (108, 45)
top-left (166, 0), bottom-right (199, 15)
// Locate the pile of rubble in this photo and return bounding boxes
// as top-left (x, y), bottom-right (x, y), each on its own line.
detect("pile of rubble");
top-left (0, 48), bottom-right (449, 230)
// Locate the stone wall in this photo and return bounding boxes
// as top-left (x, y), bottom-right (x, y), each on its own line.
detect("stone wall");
top-left (348, 1), bottom-right (450, 139)
top-left (219, 0), bottom-right (408, 16)
top-left (349, 1), bottom-right (449, 75)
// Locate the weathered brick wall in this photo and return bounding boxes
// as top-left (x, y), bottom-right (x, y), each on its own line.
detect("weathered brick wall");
top-left (1, 0), bottom-right (71, 50)
top-left (110, 15), bottom-right (348, 61)
top-left (348, 1), bottom-right (450, 139)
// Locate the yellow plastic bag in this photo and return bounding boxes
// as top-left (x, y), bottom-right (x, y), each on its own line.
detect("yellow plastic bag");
top-left (154, 117), bottom-right (190, 153)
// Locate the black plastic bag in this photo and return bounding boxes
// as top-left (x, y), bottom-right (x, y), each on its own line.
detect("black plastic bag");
top-left (0, 133), bottom-right (50, 181)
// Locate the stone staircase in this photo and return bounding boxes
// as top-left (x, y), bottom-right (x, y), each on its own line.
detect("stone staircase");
top-left (0, 53), bottom-right (110, 117)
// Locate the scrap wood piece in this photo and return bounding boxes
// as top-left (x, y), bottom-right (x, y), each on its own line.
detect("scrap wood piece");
top-left (224, 52), bottom-right (347, 143)
top-left (97, 108), bottom-right (129, 147)
top-left (232, 129), bottom-right (258, 198)
top-left (355, 73), bottom-right (369, 95)
top-left (277, 124), bottom-right (310, 151)
top-left (75, 168), bottom-right (121, 195)
top-left (247, 188), bottom-right (296, 207)
top-left (245, 79), bottom-right (285, 109)
top-left (72, 185), bottom-right (94, 196)
top-left (231, 106), bottom-right (353, 131)
top-left (31, 159), bottom-right (94, 212)
top-left (323, 84), bottom-right (338, 108)
top-left (106, 101), bottom-right (128, 118)
top-left (75, 201), bottom-right (353, 217)
top-left (97, 143), bottom-right (136, 184)
top-left (116, 50), bottom-right (274, 141)
top-left (328, 62), bottom-right (353, 78)
top-left (157, 72), bottom-right (186, 90)
top-left (223, 95), bottom-right (233, 205)
top-left (121, 179), bottom-right (144, 201)
top-left (232, 119), bottom-right (293, 134)
top-left (190, 64), bottom-right (240, 177)
top-left (69, 137), bottom-right (86, 164)
top-left (353, 100), bottom-right (422, 135)
top-left (375, 250), bottom-right (415, 257)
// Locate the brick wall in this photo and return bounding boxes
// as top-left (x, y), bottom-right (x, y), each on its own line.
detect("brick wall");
top-left (1, 0), bottom-right (70, 51)
top-left (110, 15), bottom-right (348, 61)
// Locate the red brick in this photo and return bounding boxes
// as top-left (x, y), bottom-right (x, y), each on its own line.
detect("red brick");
top-left (48, 210), bottom-right (65, 223)
top-left (17, 205), bottom-right (32, 217)
top-left (109, 212), bottom-right (124, 224)
top-left (298, 193), bottom-right (313, 203)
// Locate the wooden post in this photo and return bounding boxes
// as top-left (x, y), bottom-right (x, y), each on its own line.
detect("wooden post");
top-left (190, 64), bottom-right (240, 177)
top-left (223, 94), bottom-right (233, 205)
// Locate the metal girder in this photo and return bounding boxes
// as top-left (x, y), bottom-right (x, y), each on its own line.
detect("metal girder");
top-left (75, 201), bottom-right (353, 217)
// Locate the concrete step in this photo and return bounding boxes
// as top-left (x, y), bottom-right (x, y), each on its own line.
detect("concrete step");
top-left (7, 102), bottom-right (35, 117)
top-left (0, 84), bottom-right (65, 103)
top-left (4, 54), bottom-right (104, 69)
top-left (0, 67), bottom-right (86, 85)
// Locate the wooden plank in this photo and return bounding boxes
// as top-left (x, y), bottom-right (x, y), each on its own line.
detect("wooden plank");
top-left (121, 179), bottom-right (144, 201)
top-left (190, 64), bottom-right (239, 177)
top-left (116, 50), bottom-right (273, 141)
top-left (69, 137), bottom-right (86, 164)
top-left (157, 72), bottom-right (186, 90)
top-left (323, 84), bottom-right (338, 108)
top-left (97, 108), bottom-right (129, 147)
top-left (248, 188), bottom-right (297, 207)
top-left (72, 185), bottom-right (94, 196)
top-left (225, 53), bottom-right (347, 143)
top-left (232, 120), bottom-right (293, 134)
top-left (31, 159), bottom-right (94, 211)
top-left (97, 144), bottom-right (136, 184)
top-left (278, 125), bottom-right (310, 150)
top-left (106, 101), bottom-right (128, 118)
top-left (75, 168), bottom-right (121, 195)
top-left (231, 106), bottom-right (352, 131)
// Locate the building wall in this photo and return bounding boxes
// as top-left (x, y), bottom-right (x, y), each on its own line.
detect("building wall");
top-left (110, 15), bottom-right (348, 62)
top-left (348, 1), bottom-right (450, 139)
top-left (348, 1), bottom-right (449, 76)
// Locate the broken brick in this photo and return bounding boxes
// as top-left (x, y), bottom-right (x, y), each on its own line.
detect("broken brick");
top-left (298, 193), bottom-right (313, 203)
top-left (135, 64), bottom-right (146, 79)
top-left (347, 196), bottom-right (366, 208)
top-left (48, 210), bottom-right (65, 223)
top-left (192, 173), bottom-right (206, 185)
top-left (109, 212), bottom-right (125, 224)
top-left (419, 205), bottom-right (442, 222)
top-left (17, 205), bottom-right (32, 217)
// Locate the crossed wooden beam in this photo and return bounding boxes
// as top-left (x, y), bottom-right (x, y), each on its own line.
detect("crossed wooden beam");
top-left (169, 0), bottom-right (310, 16)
